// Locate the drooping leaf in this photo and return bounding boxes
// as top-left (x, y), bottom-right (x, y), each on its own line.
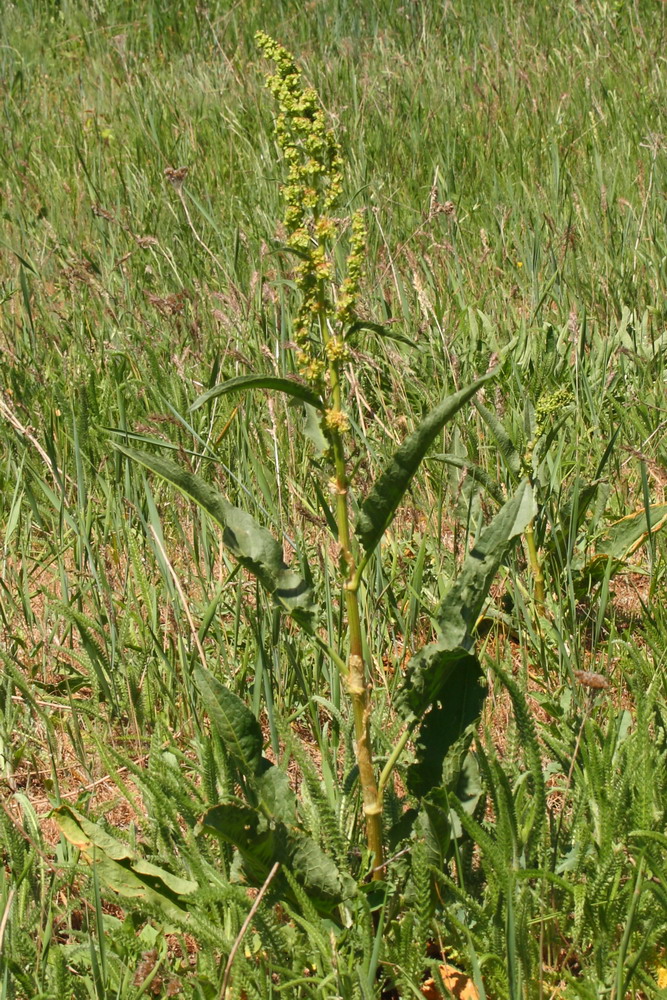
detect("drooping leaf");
top-left (407, 658), bottom-right (487, 798)
top-left (52, 805), bottom-right (197, 921)
top-left (355, 372), bottom-right (495, 554)
top-left (194, 666), bottom-right (264, 777)
top-left (598, 502), bottom-right (667, 560)
top-left (190, 374), bottom-right (323, 412)
top-left (416, 789), bottom-right (453, 869)
top-left (416, 753), bottom-right (484, 864)
top-left (200, 804), bottom-right (355, 912)
top-left (395, 481), bottom-right (534, 721)
top-left (200, 804), bottom-right (279, 884)
top-left (345, 318), bottom-right (419, 349)
top-left (112, 445), bottom-right (316, 629)
top-left (573, 502), bottom-right (667, 593)
top-left (397, 645), bottom-right (479, 724)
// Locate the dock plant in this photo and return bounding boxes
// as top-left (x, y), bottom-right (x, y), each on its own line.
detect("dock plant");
top-left (88, 35), bottom-right (539, 912)
top-left (0, 5), bottom-right (662, 998)
top-left (48, 29), bottom-right (547, 998)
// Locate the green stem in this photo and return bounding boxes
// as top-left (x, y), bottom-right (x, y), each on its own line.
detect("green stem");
top-left (312, 634), bottom-right (348, 678)
top-left (321, 296), bottom-right (384, 878)
top-left (523, 442), bottom-right (545, 609)
top-left (524, 518), bottom-right (546, 607)
top-left (377, 725), bottom-right (413, 805)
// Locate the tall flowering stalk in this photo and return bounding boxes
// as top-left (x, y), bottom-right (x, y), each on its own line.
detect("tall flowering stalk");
top-left (256, 33), bottom-right (384, 873)
top-left (112, 38), bottom-right (532, 914)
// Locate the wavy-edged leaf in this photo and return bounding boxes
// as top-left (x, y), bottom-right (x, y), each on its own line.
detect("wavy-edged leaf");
top-left (52, 804), bottom-right (197, 921)
top-left (256, 764), bottom-right (298, 825)
top-left (395, 481), bottom-right (535, 721)
top-left (112, 444), bottom-right (316, 629)
top-left (407, 658), bottom-right (486, 798)
top-left (472, 397), bottom-right (521, 476)
top-left (200, 804), bottom-right (277, 884)
top-left (190, 374), bottom-right (323, 412)
top-left (194, 665), bottom-right (264, 777)
top-left (200, 804), bottom-right (355, 912)
top-left (356, 372), bottom-right (495, 554)
top-left (397, 645), bottom-right (479, 724)
top-left (417, 753), bottom-right (484, 864)
top-left (434, 479), bottom-right (535, 649)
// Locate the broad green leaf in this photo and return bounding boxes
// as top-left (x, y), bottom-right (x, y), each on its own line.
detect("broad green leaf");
top-left (599, 502), bottom-right (667, 560)
top-left (395, 481), bottom-right (534, 721)
top-left (194, 666), bottom-right (264, 777)
top-left (472, 397), bottom-right (521, 476)
top-left (200, 804), bottom-right (278, 884)
top-left (416, 792), bottom-right (452, 868)
top-left (434, 478), bottom-right (535, 649)
top-left (200, 804), bottom-right (355, 912)
top-left (355, 372), bottom-right (495, 554)
top-left (416, 753), bottom-right (484, 864)
top-left (52, 805), bottom-right (197, 921)
top-left (256, 765), bottom-right (298, 825)
top-left (397, 644), bottom-right (479, 723)
top-left (301, 401), bottom-right (329, 457)
top-left (285, 833), bottom-right (356, 906)
top-left (190, 374), bottom-right (323, 412)
top-left (574, 502), bottom-right (667, 592)
top-left (407, 658), bottom-right (487, 798)
top-left (112, 445), bottom-right (316, 629)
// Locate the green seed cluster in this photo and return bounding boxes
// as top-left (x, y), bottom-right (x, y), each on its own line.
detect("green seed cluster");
top-left (256, 32), bottom-right (364, 412)
top-left (534, 386), bottom-right (574, 441)
top-left (336, 211), bottom-right (366, 327)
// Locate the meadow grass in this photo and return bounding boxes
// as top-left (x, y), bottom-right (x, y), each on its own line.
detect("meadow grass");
top-left (1, 1), bottom-right (667, 998)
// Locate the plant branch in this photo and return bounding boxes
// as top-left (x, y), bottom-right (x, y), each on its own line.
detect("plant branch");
top-left (377, 725), bottom-right (413, 805)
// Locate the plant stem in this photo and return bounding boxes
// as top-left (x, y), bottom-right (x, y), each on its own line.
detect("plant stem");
top-left (523, 440), bottom-right (545, 609)
top-left (377, 725), bottom-right (413, 805)
top-left (524, 518), bottom-right (546, 607)
top-left (323, 305), bottom-right (384, 877)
